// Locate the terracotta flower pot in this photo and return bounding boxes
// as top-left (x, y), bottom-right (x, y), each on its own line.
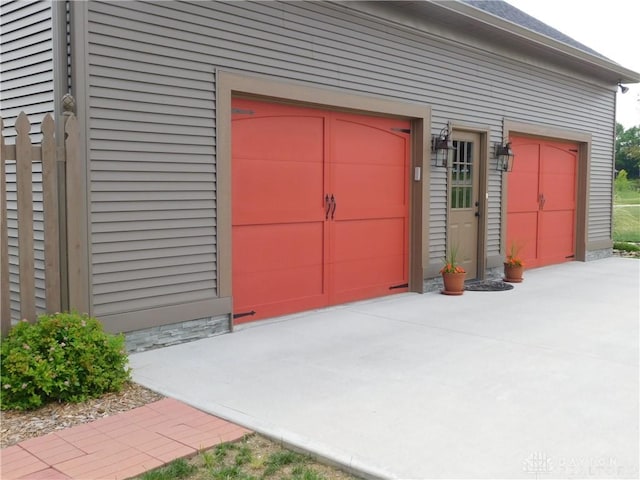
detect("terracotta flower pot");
top-left (503, 263), bottom-right (524, 283)
top-left (441, 272), bottom-right (466, 295)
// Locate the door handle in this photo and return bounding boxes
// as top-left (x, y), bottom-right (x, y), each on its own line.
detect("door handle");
top-left (539, 193), bottom-right (546, 210)
top-left (325, 194), bottom-right (331, 220)
top-left (330, 194), bottom-right (337, 219)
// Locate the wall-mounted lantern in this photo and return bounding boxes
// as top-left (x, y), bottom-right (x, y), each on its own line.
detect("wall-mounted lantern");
top-left (495, 141), bottom-right (515, 172)
top-left (432, 124), bottom-right (454, 168)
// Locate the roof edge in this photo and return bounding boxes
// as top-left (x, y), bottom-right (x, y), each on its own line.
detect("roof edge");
top-left (431, 0), bottom-right (640, 84)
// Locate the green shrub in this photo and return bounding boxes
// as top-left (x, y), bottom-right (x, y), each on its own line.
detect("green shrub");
top-left (0, 312), bottom-right (130, 410)
top-left (614, 241), bottom-right (640, 252)
top-left (615, 169), bottom-right (630, 192)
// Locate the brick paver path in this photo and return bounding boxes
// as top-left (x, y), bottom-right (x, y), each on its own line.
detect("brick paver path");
top-left (0, 398), bottom-right (250, 479)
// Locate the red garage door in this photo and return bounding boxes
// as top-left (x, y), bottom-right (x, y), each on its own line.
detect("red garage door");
top-left (507, 136), bottom-right (578, 268)
top-left (232, 99), bottom-right (410, 323)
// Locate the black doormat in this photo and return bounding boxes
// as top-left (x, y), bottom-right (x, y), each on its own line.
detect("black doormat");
top-left (465, 280), bottom-right (514, 291)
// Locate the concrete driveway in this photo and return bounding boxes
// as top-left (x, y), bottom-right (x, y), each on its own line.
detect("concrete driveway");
top-left (131, 257), bottom-right (639, 479)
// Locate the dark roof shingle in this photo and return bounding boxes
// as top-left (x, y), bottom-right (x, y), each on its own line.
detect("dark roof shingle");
top-left (461, 0), bottom-right (609, 60)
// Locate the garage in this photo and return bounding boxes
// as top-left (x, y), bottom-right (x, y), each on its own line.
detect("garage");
top-left (507, 136), bottom-right (578, 268)
top-left (231, 99), bottom-right (410, 323)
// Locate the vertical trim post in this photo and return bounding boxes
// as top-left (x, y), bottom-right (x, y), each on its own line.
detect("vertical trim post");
top-left (68, 2), bottom-right (91, 314)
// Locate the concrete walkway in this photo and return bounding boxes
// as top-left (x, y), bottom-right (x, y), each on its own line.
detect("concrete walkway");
top-left (131, 258), bottom-right (640, 479)
top-left (0, 399), bottom-right (250, 479)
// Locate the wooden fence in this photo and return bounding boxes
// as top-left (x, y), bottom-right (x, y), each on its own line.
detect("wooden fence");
top-left (0, 107), bottom-right (79, 336)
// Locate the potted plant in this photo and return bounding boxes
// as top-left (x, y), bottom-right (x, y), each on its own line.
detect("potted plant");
top-left (440, 245), bottom-right (466, 295)
top-left (504, 243), bottom-right (525, 283)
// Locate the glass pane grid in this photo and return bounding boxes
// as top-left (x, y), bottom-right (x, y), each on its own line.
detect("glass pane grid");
top-left (451, 141), bottom-right (473, 209)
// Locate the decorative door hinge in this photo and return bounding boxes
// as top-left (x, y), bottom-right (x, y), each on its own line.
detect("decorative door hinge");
top-left (232, 108), bottom-right (254, 115)
top-left (233, 310), bottom-right (256, 319)
top-left (391, 128), bottom-right (411, 133)
top-left (389, 283), bottom-right (409, 290)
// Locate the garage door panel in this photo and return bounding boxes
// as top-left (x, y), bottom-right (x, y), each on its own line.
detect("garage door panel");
top-left (332, 118), bottom-right (408, 166)
top-left (232, 114), bottom-right (324, 164)
top-left (232, 222), bottom-right (326, 316)
top-left (332, 218), bottom-right (406, 261)
top-left (507, 136), bottom-right (577, 269)
top-left (541, 146), bottom-right (576, 212)
top-left (332, 163), bottom-right (406, 217)
top-left (506, 211), bottom-right (539, 265)
top-left (232, 116), bottom-right (323, 162)
top-left (233, 159), bottom-right (323, 225)
top-left (542, 177), bottom-right (576, 212)
top-left (233, 223), bottom-right (324, 273)
top-left (329, 114), bottom-right (409, 304)
top-left (507, 143), bottom-right (539, 214)
top-left (232, 99), bottom-right (409, 322)
top-left (330, 255), bottom-right (407, 304)
top-left (541, 145), bottom-right (577, 173)
top-left (539, 210), bottom-right (575, 264)
top-left (331, 218), bottom-right (406, 296)
top-left (236, 295), bottom-right (329, 323)
top-left (331, 254), bottom-right (406, 287)
top-left (233, 265), bottom-right (325, 308)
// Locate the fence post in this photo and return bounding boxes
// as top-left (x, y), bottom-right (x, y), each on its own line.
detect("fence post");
top-left (42, 114), bottom-right (61, 313)
top-left (1, 118), bottom-right (10, 335)
top-left (64, 100), bottom-right (88, 313)
top-left (57, 98), bottom-right (70, 313)
top-left (15, 113), bottom-right (36, 322)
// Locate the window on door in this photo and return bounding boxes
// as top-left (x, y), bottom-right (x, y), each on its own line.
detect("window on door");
top-left (451, 141), bottom-right (473, 209)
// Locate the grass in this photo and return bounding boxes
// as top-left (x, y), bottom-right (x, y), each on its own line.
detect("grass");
top-left (135, 434), bottom-right (358, 480)
top-left (613, 205), bottom-right (640, 242)
top-left (614, 188), bottom-right (640, 205)
top-left (139, 458), bottom-right (196, 480)
top-left (613, 187), bottom-right (640, 242)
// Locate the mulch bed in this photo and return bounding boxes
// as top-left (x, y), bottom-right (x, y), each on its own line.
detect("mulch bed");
top-left (0, 382), bottom-right (164, 448)
top-left (465, 281), bottom-right (514, 291)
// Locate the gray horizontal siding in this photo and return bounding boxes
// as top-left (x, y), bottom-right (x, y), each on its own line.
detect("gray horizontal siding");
top-left (86, 1), bottom-right (217, 318)
top-left (85, 0), bottom-right (614, 314)
top-left (1, 1), bottom-right (53, 323)
top-left (0, 0), bottom-right (54, 140)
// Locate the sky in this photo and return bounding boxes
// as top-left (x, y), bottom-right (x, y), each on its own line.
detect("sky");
top-left (505, 0), bottom-right (640, 129)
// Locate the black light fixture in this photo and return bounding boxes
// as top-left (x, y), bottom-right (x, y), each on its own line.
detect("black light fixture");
top-left (432, 124), bottom-right (454, 168)
top-left (618, 82), bottom-right (629, 94)
top-left (495, 141), bottom-right (515, 172)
